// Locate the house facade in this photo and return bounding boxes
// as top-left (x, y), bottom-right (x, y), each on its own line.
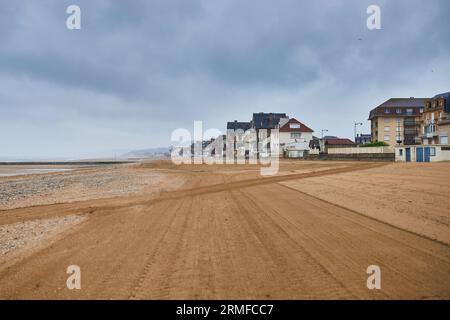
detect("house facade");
top-left (368, 98), bottom-right (426, 146)
top-left (250, 112), bottom-right (287, 156)
top-left (395, 145), bottom-right (450, 162)
top-left (251, 112), bottom-right (286, 139)
top-left (225, 112), bottom-right (315, 158)
top-left (279, 118), bottom-right (313, 146)
top-left (421, 92), bottom-right (450, 145)
top-left (278, 118), bottom-right (314, 158)
top-left (319, 137), bottom-right (356, 153)
top-left (226, 120), bottom-right (253, 158)
top-left (355, 134), bottom-right (371, 145)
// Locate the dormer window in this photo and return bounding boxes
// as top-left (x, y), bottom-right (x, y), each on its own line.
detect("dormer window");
top-left (384, 108), bottom-right (390, 114)
top-left (289, 123), bottom-right (300, 129)
top-left (396, 108), bottom-right (401, 114)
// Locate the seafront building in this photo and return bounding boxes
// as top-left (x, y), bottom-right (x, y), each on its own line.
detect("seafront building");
top-left (368, 98), bottom-right (426, 146)
top-left (421, 92), bottom-right (450, 145)
top-left (226, 112), bottom-right (315, 158)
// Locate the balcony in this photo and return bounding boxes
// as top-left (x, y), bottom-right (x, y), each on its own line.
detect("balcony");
top-left (420, 132), bottom-right (438, 139)
top-left (404, 135), bottom-right (419, 145)
top-left (403, 120), bottom-right (416, 127)
top-left (438, 117), bottom-right (450, 125)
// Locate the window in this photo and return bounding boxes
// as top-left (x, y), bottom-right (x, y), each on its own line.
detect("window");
top-left (290, 132), bottom-right (301, 139)
top-left (406, 108), bottom-right (413, 115)
top-left (441, 135), bottom-right (449, 145)
top-left (384, 135), bottom-right (390, 141)
top-left (396, 135), bottom-right (401, 142)
top-left (404, 118), bottom-right (415, 126)
top-left (426, 124), bottom-right (436, 134)
top-left (399, 149), bottom-right (403, 156)
top-left (289, 123), bottom-right (300, 129)
top-left (384, 126), bottom-right (390, 132)
top-left (430, 147), bottom-right (436, 156)
top-left (384, 109), bottom-right (390, 114)
top-left (396, 126), bottom-right (401, 132)
top-left (396, 108), bottom-right (401, 114)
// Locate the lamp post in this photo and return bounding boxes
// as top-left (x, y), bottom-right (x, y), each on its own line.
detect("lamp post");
top-left (354, 122), bottom-right (363, 143)
top-left (321, 129), bottom-right (328, 139)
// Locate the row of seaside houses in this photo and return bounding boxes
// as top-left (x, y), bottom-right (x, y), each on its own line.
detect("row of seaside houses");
top-left (221, 91), bottom-right (450, 161)
top-left (368, 91), bottom-right (450, 162)
top-left (225, 112), bottom-right (355, 158)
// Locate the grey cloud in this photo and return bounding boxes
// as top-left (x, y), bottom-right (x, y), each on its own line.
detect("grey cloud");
top-left (0, 0), bottom-right (449, 158)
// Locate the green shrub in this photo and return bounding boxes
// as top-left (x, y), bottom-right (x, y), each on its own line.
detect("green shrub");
top-left (360, 141), bottom-right (389, 147)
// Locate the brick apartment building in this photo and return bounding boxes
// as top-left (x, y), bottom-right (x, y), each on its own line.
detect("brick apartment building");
top-left (368, 98), bottom-right (426, 146)
top-left (421, 92), bottom-right (450, 145)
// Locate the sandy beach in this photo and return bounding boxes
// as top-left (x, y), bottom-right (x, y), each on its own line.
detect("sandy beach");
top-left (0, 160), bottom-right (449, 299)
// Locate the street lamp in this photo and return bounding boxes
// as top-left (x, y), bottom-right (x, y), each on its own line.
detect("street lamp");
top-left (354, 122), bottom-right (363, 143)
top-left (321, 129), bottom-right (328, 139)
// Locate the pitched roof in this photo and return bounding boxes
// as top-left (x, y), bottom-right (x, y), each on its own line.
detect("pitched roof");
top-left (279, 118), bottom-right (314, 133)
top-left (252, 112), bottom-right (287, 129)
top-left (325, 138), bottom-right (355, 146)
top-left (377, 98), bottom-right (427, 108)
top-left (433, 92), bottom-right (450, 99)
top-left (368, 98), bottom-right (427, 119)
top-left (227, 121), bottom-right (251, 131)
top-left (431, 92), bottom-right (450, 113)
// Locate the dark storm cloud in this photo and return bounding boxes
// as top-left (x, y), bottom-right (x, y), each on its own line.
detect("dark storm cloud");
top-left (0, 0), bottom-right (449, 158)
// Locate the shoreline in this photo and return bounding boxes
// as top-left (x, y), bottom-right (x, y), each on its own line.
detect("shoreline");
top-left (0, 160), bottom-right (136, 166)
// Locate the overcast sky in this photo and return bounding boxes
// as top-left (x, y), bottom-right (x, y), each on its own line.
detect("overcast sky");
top-left (0, 0), bottom-right (449, 159)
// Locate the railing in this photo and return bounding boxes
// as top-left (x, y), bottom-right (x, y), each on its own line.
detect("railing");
top-left (426, 132), bottom-right (438, 138)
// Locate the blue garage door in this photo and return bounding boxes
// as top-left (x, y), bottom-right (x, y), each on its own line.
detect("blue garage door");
top-left (424, 147), bottom-right (431, 162)
top-left (405, 148), bottom-right (411, 162)
top-left (416, 147), bottom-right (424, 162)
